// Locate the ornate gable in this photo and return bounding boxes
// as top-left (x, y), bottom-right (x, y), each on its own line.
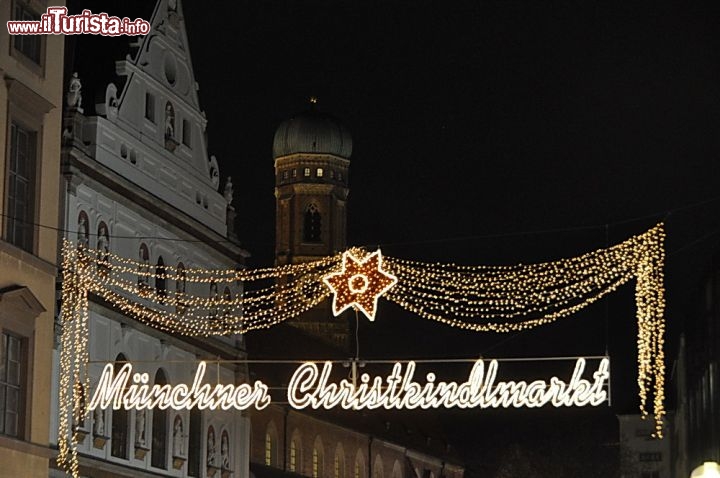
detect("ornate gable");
top-left (85, 0), bottom-right (230, 235)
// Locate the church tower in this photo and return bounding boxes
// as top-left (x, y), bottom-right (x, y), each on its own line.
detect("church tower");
top-left (273, 99), bottom-right (351, 349)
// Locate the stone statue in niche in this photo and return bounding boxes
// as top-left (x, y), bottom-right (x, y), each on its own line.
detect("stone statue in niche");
top-left (135, 409), bottom-right (146, 446)
top-left (93, 408), bottom-right (105, 436)
top-left (173, 416), bottom-right (184, 456)
top-left (209, 155), bottom-right (220, 189)
top-left (223, 176), bottom-right (234, 205)
top-left (207, 427), bottom-right (216, 466)
top-left (165, 103), bottom-right (175, 139)
top-left (97, 224), bottom-right (110, 264)
top-left (77, 215), bottom-right (89, 249)
top-left (66, 72), bottom-right (83, 111)
top-left (221, 430), bottom-right (230, 469)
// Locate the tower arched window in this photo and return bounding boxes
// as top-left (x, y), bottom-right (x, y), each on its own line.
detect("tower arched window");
top-left (265, 422), bottom-right (278, 467)
top-left (111, 354), bottom-right (129, 459)
top-left (155, 256), bottom-right (166, 298)
top-left (290, 429), bottom-right (302, 473)
top-left (151, 369), bottom-right (169, 469)
top-left (334, 444), bottom-right (345, 478)
top-left (354, 451), bottom-right (365, 478)
top-left (303, 204), bottom-right (322, 243)
top-left (373, 455), bottom-right (384, 478)
top-left (312, 437), bottom-right (324, 478)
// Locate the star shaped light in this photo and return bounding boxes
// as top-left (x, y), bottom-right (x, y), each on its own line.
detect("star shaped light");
top-left (322, 249), bottom-right (398, 321)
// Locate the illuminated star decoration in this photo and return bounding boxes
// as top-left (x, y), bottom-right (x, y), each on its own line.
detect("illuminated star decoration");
top-left (322, 249), bottom-right (398, 321)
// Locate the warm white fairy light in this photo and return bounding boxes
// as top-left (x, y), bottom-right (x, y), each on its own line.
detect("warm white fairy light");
top-left (56, 224), bottom-right (667, 477)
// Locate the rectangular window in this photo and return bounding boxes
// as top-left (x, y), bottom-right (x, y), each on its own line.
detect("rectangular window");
top-left (292, 169), bottom-right (297, 178)
top-left (0, 332), bottom-right (23, 437)
top-left (12, 2), bottom-right (42, 65)
top-left (304, 168), bottom-right (311, 177)
top-left (182, 119), bottom-right (191, 147)
top-left (145, 92), bottom-right (155, 122)
top-left (282, 170), bottom-right (289, 180)
top-left (316, 168), bottom-right (324, 177)
top-left (5, 122), bottom-right (37, 253)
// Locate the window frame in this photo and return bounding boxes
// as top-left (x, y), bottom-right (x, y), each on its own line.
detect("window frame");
top-left (0, 288), bottom-right (42, 443)
top-left (10, 0), bottom-right (46, 74)
top-left (4, 119), bottom-right (39, 253)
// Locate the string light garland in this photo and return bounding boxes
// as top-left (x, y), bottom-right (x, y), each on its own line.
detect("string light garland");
top-left (56, 224), bottom-right (667, 477)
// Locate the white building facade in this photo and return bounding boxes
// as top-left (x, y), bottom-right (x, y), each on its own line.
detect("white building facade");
top-left (51, 1), bottom-right (250, 477)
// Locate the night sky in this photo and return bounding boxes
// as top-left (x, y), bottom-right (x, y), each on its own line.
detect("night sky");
top-left (68, 1), bottom-right (720, 475)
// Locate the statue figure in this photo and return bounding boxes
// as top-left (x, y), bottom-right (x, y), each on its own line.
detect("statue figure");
top-left (224, 176), bottom-right (234, 204)
top-left (66, 72), bottom-right (82, 110)
top-left (77, 215), bottom-right (89, 249)
top-left (135, 409), bottom-right (146, 446)
top-left (94, 408), bottom-right (105, 436)
top-left (165, 103), bottom-right (175, 138)
top-left (207, 427), bottom-right (216, 466)
top-left (173, 416), bottom-right (184, 456)
top-left (97, 224), bottom-right (109, 263)
top-left (221, 431), bottom-right (230, 469)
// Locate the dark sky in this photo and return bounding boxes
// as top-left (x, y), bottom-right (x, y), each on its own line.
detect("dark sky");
top-left (69, 1), bottom-right (720, 475)
top-left (180, 2), bottom-right (720, 474)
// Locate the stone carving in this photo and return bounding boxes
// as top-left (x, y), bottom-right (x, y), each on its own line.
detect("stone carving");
top-left (106, 83), bottom-right (119, 119)
top-left (173, 416), bottom-right (184, 457)
top-left (93, 408), bottom-right (105, 436)
top-left (209, 156), bottom-right (220, 189)
top-left (135, 409), bottom-right (146, 446)
top-left (66, 72), bottom-right (82, 111)
top-left (221, 430), bottom-right (230, 469)
top-left (207, 427), bottom-right (217, 466)
top-left (165, 102), bottom-right (175, 139)
top-left (224, 176), bottom-right (234, 205)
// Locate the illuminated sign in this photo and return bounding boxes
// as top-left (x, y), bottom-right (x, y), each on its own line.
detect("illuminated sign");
top-left (322, 249), bottom-right (397, 321)
top-left (88, 358), bottom-right (609, 412)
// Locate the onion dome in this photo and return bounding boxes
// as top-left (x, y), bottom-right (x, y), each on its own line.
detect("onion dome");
top-left (272, 99), bottom-right (352, 159)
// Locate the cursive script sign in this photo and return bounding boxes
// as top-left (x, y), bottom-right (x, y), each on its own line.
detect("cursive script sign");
top-left (88, 358), bottom-right (609, 411)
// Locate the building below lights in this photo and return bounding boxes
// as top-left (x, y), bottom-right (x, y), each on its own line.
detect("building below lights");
top-left (51, 0), bottom-right (250, 476)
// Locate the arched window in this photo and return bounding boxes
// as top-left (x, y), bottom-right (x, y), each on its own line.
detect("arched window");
top-left (334, 444), bottom-right (345, 478)
top-left (391, 460), bottom-right (403, 478)
top-left (111, 354), bottom-right (129, 459)
top-left (176, 262), bottom-right (186, 315)
top-left (138, 243), bottom-right (150, 289)
top-left (354, 450), bottom-right (365, 478)
top-left (151, 369), bottom-right (169, 469)
top-left (77, 211), bottom-right (89, 249)
top-left (97, 221), bottom-right (110, 268)
top-left (265, 422), bottom-right (278, 466)
top-left (373, 455), bottom-right (384, 478)
top-left (303, 203), bottom-right (322, 243)
top-left (313, 437), bottom-right (324, 478)
top-left (155, 256), bottom-right (166, 298)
